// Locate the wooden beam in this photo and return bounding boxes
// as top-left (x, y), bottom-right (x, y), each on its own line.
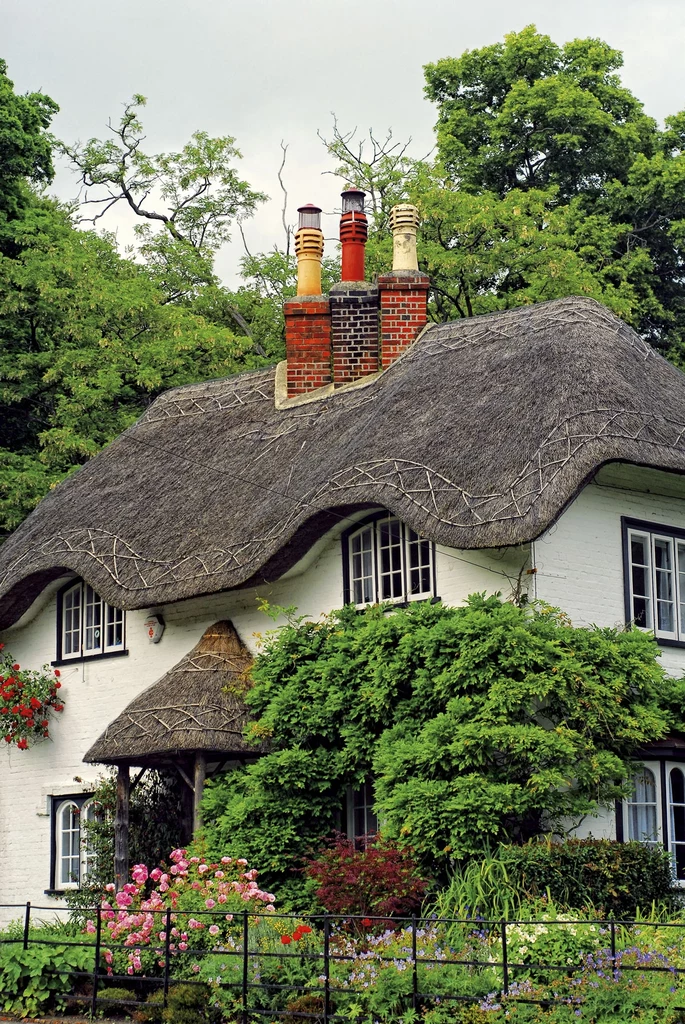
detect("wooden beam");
top-left (114, 765), bottom-right (130, 891)
top-left (193, 752), bottom-right (207, 833)
top-left (130, 767), bottom-right (147, 793)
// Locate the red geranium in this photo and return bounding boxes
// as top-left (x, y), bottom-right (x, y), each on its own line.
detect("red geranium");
top-left (0, 649), bottom-right (65, 750)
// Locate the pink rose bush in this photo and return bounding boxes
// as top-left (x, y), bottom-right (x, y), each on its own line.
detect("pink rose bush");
top-left (85, 848), bottom-right (276, 978)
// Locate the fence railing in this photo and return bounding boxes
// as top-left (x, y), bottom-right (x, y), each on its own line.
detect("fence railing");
top-left (2, 902), bottom-right (685, 1019)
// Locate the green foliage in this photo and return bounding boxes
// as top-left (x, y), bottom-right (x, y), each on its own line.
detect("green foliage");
top-left (0, 58), bottom-right (58, 220)
top-left (65, 769), bottom-right (187, 912)
top-left (98, 985), bottom-right (138, 1017)
top-left (0, 923), bottom-right (93, 1016)
top-left (163, 982), bottom-right (218, 1024)
top-left (202, 596), bottom-right (675, 902)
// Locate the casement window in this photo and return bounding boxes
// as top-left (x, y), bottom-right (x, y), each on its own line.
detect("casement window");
top-left (346, 781), bottom-right (379, 845)
top-left (622, 762), bottom-right (685, 881)
top-left (343, 514), bottom-right (435, 607)
top-left (58, 580), bottom-right (125, 661)
top-left (51, 795), bottom-right (100, 890)
top-left (623, 518), bottom-right (685, 643)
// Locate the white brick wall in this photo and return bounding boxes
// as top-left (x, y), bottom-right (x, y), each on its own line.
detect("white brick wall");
top-left (3, 470), bottom-right (684, 921)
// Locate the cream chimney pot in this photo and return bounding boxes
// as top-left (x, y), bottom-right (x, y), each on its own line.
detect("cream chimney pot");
top-left (390, 204), bottom-right (420, 272)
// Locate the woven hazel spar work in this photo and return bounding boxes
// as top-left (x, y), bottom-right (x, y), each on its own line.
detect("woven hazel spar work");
top-left (84, 621), bottom-right (256, 765)
top-left (3, 296), bottom-right (685, 626)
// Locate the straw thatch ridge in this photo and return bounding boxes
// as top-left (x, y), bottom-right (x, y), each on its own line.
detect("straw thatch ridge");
top-left (83, 621), bottom-right (257, 766)
top-left (2, 295), bottom-right (685, 626)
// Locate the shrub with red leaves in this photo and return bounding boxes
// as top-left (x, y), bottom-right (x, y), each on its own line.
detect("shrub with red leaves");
top-left (305, 834), bottom-right (430, 919)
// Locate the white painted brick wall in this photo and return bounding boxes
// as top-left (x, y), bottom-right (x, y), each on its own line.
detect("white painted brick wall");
top-left (4, 470), bottom-right (684, 922)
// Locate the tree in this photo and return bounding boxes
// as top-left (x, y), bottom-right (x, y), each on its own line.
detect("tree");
top-left (201, 597), bottom-right (678, 905)
top-left (0, 58), bottom-right (58, 221)
top-left (0, 198), bottom-right (262, 535)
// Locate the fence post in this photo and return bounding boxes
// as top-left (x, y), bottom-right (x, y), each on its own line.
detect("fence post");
top-left (323, 916), bottom-right (330, 1024)
top-left (610, 921), bottom-right (616, 961)
top-left (22, 902), bottom-right (30, 951)
top-left (163, 907), bottom-right (172, 1007)
top-left (242, 910), bottom-right (249, 1024)
top-left (91, 906), bottom-right (102, 1017)
top-left (501, 920), bottom-right (509, 996)
top-left (411, 915), bottom-right (418, 1011)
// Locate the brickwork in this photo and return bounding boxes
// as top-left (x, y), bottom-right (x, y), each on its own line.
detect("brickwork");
top-left (284, 296), bottom-right (332, 397)
top-left (329, 283), bottom-right (379, 386)
top-left (378, 270), bottom-right (430, 368)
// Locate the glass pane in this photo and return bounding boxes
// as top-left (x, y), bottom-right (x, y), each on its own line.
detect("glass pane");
top-left (59, 803), bottom-right (80, 885)
top-left (654, 539), bottom-right (675, 632)
top-left (671, 767), bottom-right (685, 806)
top-left (406, 529), bottom-right (433, 597)
top-left (378, 519), bottom-right (403, 600)
top-left (84, 585), bottom-right (102, 652)
top-left (627, 769), bottom-right (658, 844)
top-left (350, 527), bottom-right (375, 605)
top-left (105, 604), bottom-right (123, 649)
top-left (63, 586), bottom-right (81, 656)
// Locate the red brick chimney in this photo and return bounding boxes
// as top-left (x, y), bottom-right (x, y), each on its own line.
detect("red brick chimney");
top-left (282, 201), bottom-right (428, 400)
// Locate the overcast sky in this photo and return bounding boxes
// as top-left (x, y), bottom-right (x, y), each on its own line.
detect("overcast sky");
top-left (4, 0), bottom-right (685, 285)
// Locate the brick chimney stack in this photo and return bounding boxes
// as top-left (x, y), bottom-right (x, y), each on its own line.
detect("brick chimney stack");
top-left (378, 204), bottom-right (429, 368)
top-left (330, 189), bottom-right (379, 386)
top-left (284, 204), bottom-right (332, 397)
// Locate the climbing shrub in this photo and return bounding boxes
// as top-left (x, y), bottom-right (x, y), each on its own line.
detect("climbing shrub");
top-left (201, 596), bottom-right (680, 905)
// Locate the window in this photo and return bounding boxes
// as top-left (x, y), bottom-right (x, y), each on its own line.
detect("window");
top-left (344, 514), bottom-right (435, 607)
top-left (623, 519), bottom-right (685, 642)
top-left (58, 580), bottom-right (125, 661)
top-left (623, 762), bottom-right (685, 881)
top-left (52, 795), bottom-right (101, 890)
top-left (346, 781), bottom-right (379, 845)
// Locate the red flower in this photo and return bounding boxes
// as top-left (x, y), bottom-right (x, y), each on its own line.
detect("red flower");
top-left (30, 697), bottom-right (41, 710)
top-left (292, 931), bottom-right (301, 941)
top-left (16, 738), bottom-right (27, 750)
top-left (54, 669), bottom-right (61, 677)
top-left (54, 704), bottom-right (64, 712)
top-left (0, 708), bottom-right (7, 715)
top-left (280, 934), bottom-right (292, 945)
top-left (40, 720), bottom-right (48, 728)
top-left (298, 925), bottom-right (312, 934)
top-left (12, 664), bottom-right (19, 671)
top-left (4, 735), bottom-right (11, 743)
top-left (362, 918), bottom-right (372, 928)
top-left (55, 681), bottom-right (61, 689)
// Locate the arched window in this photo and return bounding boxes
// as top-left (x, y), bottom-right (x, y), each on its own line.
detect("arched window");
top-left (55, 801), bottom-right (81, 889)
top-left (80, 799), bottom-right (102, 883)
top-left (59, 580), bottom-right (125, 660)
top-left (345, 515), bottom-right (434, 607)
top-left (670, 767), bottom-right (685, 880)
top-left (626, 768), bottom-right (659, 847)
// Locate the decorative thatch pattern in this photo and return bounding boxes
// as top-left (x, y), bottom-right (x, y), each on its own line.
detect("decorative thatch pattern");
top-left (2, 295), bottom-right (685, 626)
top-left (83, 621), bottom-right (256, 765)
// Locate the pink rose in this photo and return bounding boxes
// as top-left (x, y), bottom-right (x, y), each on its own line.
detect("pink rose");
top-left (150, 868), bottom-right (162, 881)
top-left (221, 857), bottom-right (232, 864)
top-left (209, 924), bottom-right (220, 936)
top-left (198, 864), bottom-right (209, 874)
top-left (178, 941), bottom-right (188, 951)
top-left (205, 898), bottom-right (216, 909)
top-left (132, 864), bottom-right (149, 884)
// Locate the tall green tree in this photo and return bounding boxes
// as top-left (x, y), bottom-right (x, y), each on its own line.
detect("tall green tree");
top-left (0, 59), bottom-right (58, 222)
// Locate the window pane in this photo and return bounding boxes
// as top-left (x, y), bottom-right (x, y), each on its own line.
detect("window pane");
top-left (406, 528), bottom-right (433, 598)
top-left (654, 538), bottom-right (675, 633)
top-left (84, 585), bottom-right (103, 652)
top-left (670, 768), bottom-right (685, 880)
top-left (629, 534), bottom-right (652, 629)
top-left (59, 803), bottom-right (81, 886)
top-left (627, 769), bottom-right (658, 845)
top-left (105, 604), bottom-right (124, 649)
top-left (378, 519), bottom-right (403, 600)
top-left (350, 527), bottom-right (375, 605)
top-left (62, 586), bottom-right (81, 657)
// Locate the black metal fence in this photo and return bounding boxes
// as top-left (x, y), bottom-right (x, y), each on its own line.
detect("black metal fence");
top-left (2, 902), bottom-right (685, 1019)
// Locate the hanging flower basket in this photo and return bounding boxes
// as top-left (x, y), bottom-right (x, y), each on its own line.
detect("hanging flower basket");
top-left (0, 644), bottom-right (64, 750)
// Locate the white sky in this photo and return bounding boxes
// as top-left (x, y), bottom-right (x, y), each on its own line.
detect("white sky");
top-left (4, 0), bottom-right (685, 286)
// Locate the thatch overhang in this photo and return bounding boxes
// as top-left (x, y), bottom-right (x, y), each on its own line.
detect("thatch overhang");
top-left (3, 295), bottom-right (685, 626)
top-left (84, 621), bottom-right (259, 767)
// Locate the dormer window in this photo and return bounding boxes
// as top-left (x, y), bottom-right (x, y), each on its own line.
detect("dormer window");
top-left (343, 513), bottom-right (435, 607)
top-left (57, 580), bottom-right (126, 662)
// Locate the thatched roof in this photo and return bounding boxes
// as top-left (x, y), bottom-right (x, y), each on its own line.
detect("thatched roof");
top-left (2, 295), bottom-right (685, 626)
top-left (84, 621), bottom-right (256, 766)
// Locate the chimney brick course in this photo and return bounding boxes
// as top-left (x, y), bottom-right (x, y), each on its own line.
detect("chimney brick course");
top-left (378, 270), bottom-right (430, 368)
top-left (284, 296), bottom-right (332, 397)
top-left (329, 282), bottom-right (379, 385)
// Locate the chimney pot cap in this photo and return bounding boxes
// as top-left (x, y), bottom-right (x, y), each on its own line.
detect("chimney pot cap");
top-left (341, 188), bottom-right (366, 213)
top-left (297, 204), bottom-right (322, 230)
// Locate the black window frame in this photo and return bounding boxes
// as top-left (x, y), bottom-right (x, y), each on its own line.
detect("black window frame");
top-left (53, 578), bottom-right (128, 666)
top-left (621, 516), bottom-right (685, 648)
top-left (341, 511), bottom-right (437, 607)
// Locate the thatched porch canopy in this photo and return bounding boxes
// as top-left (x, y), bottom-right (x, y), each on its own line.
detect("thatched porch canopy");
top-left (84, 621), bottom-right (258, 768)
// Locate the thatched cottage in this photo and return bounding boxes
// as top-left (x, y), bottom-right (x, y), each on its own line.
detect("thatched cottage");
top-left (2, 197), bottom-right (685, 914)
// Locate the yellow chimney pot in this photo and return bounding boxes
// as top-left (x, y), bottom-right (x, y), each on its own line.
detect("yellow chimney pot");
top-left (295, 227), bottom-right (325, 296)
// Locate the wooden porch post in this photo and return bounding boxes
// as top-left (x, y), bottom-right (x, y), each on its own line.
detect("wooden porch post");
top-left (193, 753), bottom-right (206, 832)
top-left (114, 764), bottom-right (130, 891)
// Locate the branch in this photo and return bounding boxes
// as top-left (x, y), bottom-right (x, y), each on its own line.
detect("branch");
top-left (277, 141), bottom-right (291, 255)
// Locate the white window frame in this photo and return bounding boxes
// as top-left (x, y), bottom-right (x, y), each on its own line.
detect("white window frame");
top-left (625, 522), bottom-right (685, 642)
top-left (346, 515), bottom-right (435, 608)
top-left (622, 761), bottom-right (685, 883)
top-left (55, 799), bottom-right (82, 890)
top-left (60, 581), bottom-right (125, 660)
top-left (346, 781), bottom-right (379, 844)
